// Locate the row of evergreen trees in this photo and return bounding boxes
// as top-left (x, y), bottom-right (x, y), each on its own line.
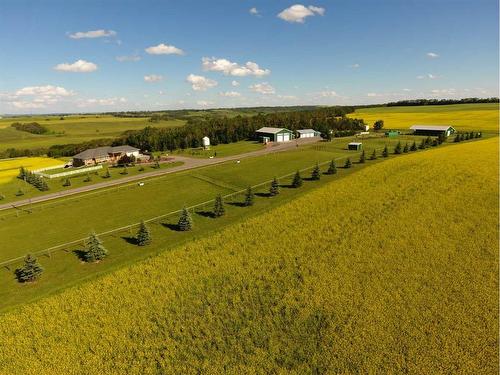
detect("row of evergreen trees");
top-left (454, 132), bottom-right (481, 142)
top-left (17, 167), bottom-right (49, 191)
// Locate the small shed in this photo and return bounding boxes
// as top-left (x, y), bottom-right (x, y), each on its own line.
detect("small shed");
top-left (385, 130), bottom-right (400, 138)
top-left (202, 136), bottom-right (210, 149)
top-left (256, 127), bottom-right (294, 143)
top-left (348, 142), bottom-right (363, 151)
top-left (297, 129), bottom-right (321, 138)
top-left (410, 125), bottom-right (456, 137)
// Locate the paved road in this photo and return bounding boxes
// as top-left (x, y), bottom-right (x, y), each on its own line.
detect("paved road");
top-left (0, 137), bottom-right (321, 211)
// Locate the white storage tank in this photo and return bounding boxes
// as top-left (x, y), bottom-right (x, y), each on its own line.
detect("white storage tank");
top-left (202, 136), bottom-right (210, 149)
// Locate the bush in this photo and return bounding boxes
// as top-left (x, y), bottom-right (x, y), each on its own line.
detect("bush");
top-left (16, 254), bottom-right (44, 282)
top-left (62, 178), bottom-right (71, 187)
top-left (292, 171), bottom-right (303, 188)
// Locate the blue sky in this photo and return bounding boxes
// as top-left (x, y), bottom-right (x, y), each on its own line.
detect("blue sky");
top-left (0, 0), bottom-right (498, 114)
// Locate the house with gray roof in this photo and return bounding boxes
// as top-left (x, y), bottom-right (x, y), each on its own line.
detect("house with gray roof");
top-left (72, 145), bottom-right (140, 167)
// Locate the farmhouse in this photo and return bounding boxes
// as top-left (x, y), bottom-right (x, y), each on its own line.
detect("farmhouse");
top-left (297, 129), bottom-right (321, 138)
top-left (255, 127), bottom-right (294, 143)
top-left (348, 142), bottom-right (363, 150)
top-left (72, 145), bottom-right (140, 167)
top-left (410, 125), bottom-right (456, 137)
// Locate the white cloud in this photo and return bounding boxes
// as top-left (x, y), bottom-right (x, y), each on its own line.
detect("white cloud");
top-left (402, 88), bottom-right (412, 92)
top-left (144, 74), bottom-right (163, 83)
top-left (426, 52), bottom-right (439, 58)
top-left (219, 91), bottom-right (241, 97)
top-left (15, 85), bottom-right (74, 97)
top-left (277, 95), bottom-right (297, 100)
top-left (69, 29), bottom-right (116, 39)
top-left (249, 7), bottom-right (260, 16)
top-left (186, 74), bottom-right (218, 91)
top-left (197, 100), bottom-right (213, 107)
top-left (350, 63), bottom-right (360, 68)
top-left (145, 43), bottom-right (185, 55)
top-left (202, 57), bottom-right (270, 77)
top-left (277, 4), bottom-right (325, 23)
top-left (116, 55), bottom-right (141, 62)
top-left (417, 73), bottom-right (439, 80)
top-left (249, 82), bottom-right (275, 94)
top-left (231, 80), bottom-right (240, 87)
top-left (318, 90), bottom-right (338, 97)
top-left (54, 59), bottom-right (98, 73)
top-left (79, 97), bottom-right (127, 107)
top-left (430, 88), bottom-right (457, 96)
top-left (4, 85), bottom-right (75, 110)
top-left (367, 92), bottom-right (379, 97)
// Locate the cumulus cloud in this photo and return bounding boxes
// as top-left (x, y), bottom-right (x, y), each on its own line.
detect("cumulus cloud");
top-left (277, 4), bottom-right (325, 23)
top-left (69, 29), bottom-right (116, 39)
top-left (144, 74), bottom-right (163, 83)
top-left (145, 43), bottom-right (185, 55)
top-left (231, 80), bottom-right (240, 87)
top-left (197, 100), bottom-right (213, 107)
top-left (15, 85), bottom-right (74, 97)
top-left (202, 57), bottom-right (270, 77)
top-left (186, 74), bottom-right (218, 91)
top-left (426, 52), bottom-right (439, 58)
top-left (350, 63), bottom-right (360, 68)
top-left (116, 55), bottom-right (141, 62)
top-left (79, 97), bottom-right (127, 107)
top-left (219, 91), bottom-right (241, 97)
top-left (4, 85), bottom-right (75, 109)
top-left (249, 82), bottom-right (275, 94)
top-left (54, 59), bottom-right (98, 73)
top-left (249, 7), bottom-right (260, 16)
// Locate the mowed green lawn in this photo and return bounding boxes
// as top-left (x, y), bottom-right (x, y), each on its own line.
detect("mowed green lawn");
top-left (350, 103), bottom-right (499, 133)
top-left (0, 115), bottom-right (185, 152)
top-left (0, 134), bottom-right (433, 310)
top-left (171, 140), bottom-right (265, 158)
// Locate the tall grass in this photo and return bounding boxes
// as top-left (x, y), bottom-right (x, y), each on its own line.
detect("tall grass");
top-left (0, 138), bottom-right (497, 374)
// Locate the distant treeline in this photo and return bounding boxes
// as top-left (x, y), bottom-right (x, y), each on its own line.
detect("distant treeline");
top-left (11, 122), bottom-right (48, 134)
top-left (385, 97), bottom-right (499, 107)
top-left (114, 106), bottom-right (363, 151)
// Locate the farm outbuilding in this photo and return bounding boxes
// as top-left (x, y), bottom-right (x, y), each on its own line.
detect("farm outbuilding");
top-left (297, 129), bottom-right (321, 138)
top-left (385, 130), bottom-right (400, 137)
top-left (73, 145), bottom-right (140, 167)
top-left (202, 136), bottom-right (210, 149)
top-left (410, 125), bottom-right (456, 137)
top-left (348, 142), bottom-right (363, 151)
top-left (255, 127), bottom-right (294, 143)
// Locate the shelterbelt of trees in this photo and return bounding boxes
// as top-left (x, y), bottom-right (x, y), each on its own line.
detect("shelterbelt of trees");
top-left (116, 106), bottom-right (364, 152)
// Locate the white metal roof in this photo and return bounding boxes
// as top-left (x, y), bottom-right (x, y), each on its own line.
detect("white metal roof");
top-left (348, 142), bottom-right (362, 145)
top-left (297, 129), bottom-right (318, 133)
top-left (410, 125), bottom-right (454, 131)
top-left (256, 127), bottom-right (290, 134)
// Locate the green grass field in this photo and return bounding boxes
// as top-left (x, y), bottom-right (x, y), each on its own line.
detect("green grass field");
top-left (172, 140), bottom-right (265, 158)
top-left (350, 103), bottom-right (499, 133)
top-left (0, 115), bottom-right (185, 152)
top-left (0, 134), bottom-right (430, 309)
top-left (0, 138), bottom-right (496, 374)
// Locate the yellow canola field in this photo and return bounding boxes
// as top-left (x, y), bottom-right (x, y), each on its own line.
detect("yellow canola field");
top-left (0, 138), bottom-right (497, 374)
top-left (0, 157), bottom-right (65, 185)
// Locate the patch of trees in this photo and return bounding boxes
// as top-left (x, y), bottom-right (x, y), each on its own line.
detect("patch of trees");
top-left (11, 122), bottom-right (48, 134)
top-left (0, 147), bottom-right (48, 159)
top-left (17, 167), bottom-right (49, 191)
top-left (454, 131), bottom-right (482, 142)
top-left (116, 107), bottom-right (364, 152)
top-left (47, 138), bottom-right (114, 157)
top-left (386, 98), bottom-right (499, 107)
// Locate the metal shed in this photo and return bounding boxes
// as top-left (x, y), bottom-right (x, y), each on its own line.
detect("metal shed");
top-left (348, 142), bottom-right (363, 151)
top-left (256, 127), bottom-right (294, 143)
top-left (410, 125), bottom-right (456, 137)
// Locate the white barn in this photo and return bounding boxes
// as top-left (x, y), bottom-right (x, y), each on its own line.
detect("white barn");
top-left (297, 129), bottom-right (321, 138)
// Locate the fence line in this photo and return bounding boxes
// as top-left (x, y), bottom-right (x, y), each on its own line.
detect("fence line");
top-left (36, 165), bottom-right (103, 179)
top-left (0, 148), bottom-right (378, 269)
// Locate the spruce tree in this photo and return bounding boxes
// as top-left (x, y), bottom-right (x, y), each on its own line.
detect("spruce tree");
top-left (311, 163), bottom-right (321, 180)
top-left (136, 220), bottom-right (152, 246)
top-left (83, 232), bottom-right (108, 262)
top-left (460, 133), bottom-right (465, 141)
top-left (394, 141), bottom-right (402, 154)
top-left (370, 149), bottom-right (377, 160)
top-left (419, 139), bottom-right (426, 149)
top-left (178, 207), bottom-right (193, 231)
top-left (382, 145), bottom-right (389, 157)
top-left (454, 134), bottom-right (460, 143)
top-left (469, 131), bottom-right (474, 139)
top-left (213, 194), bottom-right (225, 217)
top-left (269, 177), bottom-right (280, 196)
top-left (425, 136), bottom-right (432, 146)
top-left (244, 186), bottom-right (254, 206)
top-left (344, 158), bottom-right (352, 168)
top-left (359, 150), bottom-right (366, 163)
top-left (327, 160), bottom-right (337, 174)
top-left (16, 254), bottom-right (44, 282)
top-left (292, 171), bottom-right (303, 188)
top-left (403, 143), bottom-right (409, 153)
top-left (410, 141), bottom-right (417, 151)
